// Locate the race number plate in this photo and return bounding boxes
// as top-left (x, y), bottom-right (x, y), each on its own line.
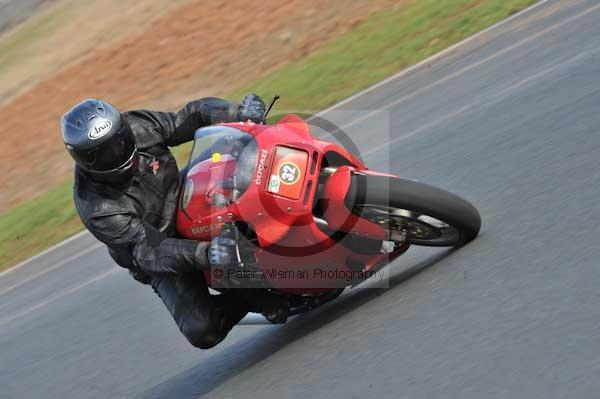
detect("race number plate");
top-left (267, 146), bottom-right (308, 200)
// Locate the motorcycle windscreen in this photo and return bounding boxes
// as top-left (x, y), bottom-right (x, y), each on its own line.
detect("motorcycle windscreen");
top-left (266, 146), bottom-right (308, 200)
top-left (186, 125), bottom-right (258, 196)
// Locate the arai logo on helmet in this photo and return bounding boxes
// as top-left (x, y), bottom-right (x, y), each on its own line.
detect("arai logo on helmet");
top-left (88, 119), bottom-right (113, 140)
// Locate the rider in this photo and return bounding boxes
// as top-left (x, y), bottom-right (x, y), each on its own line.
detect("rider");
top-left (61, 95), bottom-right (287, 349)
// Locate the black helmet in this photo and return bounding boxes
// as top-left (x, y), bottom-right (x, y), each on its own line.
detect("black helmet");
top-left (61, 99), bottom-right (138, 184)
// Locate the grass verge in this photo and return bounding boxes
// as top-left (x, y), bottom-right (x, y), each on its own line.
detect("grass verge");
top-left (0, 0), bottom-right (536, 270)
top-left (0, 181), bottom-right (83, 268)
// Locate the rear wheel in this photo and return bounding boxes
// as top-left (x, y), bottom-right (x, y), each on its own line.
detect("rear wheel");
top-left (347, 175), bottom-right (481, 247)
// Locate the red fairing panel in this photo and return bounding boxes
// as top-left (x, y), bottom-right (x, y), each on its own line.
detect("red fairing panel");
top-left (320, 166), bottom-right (387, 240)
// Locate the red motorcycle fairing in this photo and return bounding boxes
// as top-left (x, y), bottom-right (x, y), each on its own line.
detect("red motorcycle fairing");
top-left (176, 116), bottom-right (409, 293)
top-left (319, 165), bottom-right (387, 240)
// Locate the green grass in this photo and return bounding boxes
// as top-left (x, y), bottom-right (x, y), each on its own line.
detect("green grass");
top-left (230, 0), bottom-right (535, 110)
top-left (0, 181), bottom-right (83, 268)
top-left (0, 0), bottom-right (536, 270)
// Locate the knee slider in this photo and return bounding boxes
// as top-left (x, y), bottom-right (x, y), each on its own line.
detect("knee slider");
top-left (181, 321), bottom-right (225, 349)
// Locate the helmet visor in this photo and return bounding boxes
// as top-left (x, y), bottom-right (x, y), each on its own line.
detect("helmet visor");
top-left (69, 122), bottom-right (136, 172)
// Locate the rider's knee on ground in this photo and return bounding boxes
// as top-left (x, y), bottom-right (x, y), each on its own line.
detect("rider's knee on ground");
top-left (179, 318), bottom-right (225, 349)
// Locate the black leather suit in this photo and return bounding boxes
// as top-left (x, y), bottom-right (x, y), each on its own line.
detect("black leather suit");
top-left (73, 97), bottom-right (248, 349)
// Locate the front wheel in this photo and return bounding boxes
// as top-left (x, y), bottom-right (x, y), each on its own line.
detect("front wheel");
top-left (347, 174), bottom-right (481, 247)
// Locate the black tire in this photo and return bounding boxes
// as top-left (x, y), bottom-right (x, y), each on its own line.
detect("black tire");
top-left (346, 174), bottom-right (481, 247)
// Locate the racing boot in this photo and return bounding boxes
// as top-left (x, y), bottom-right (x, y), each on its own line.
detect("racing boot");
top-left (236, 289), bottom-right (290, 324)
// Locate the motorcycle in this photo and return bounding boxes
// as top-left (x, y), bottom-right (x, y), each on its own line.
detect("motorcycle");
top-left (176, 97), bottom-right (481, 319)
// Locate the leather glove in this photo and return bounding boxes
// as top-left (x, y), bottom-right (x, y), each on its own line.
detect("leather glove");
top-left (238, 93), bottom-right (266, 124)
top-left (208, 236), bottom-right (238, 266)
top-left (208, 224), bottom-right (257, 266)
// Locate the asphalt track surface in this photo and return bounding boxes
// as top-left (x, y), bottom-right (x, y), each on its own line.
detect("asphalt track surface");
top-left (2, 1), bottom-right (600, 397)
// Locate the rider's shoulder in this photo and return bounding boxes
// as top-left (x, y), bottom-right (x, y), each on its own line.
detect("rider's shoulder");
top-left (123, 110), bottom-right (168, 149)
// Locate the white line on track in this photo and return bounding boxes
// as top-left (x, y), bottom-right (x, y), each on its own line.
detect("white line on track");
top-left (0, 242), bottom-right (103, 297)
top-left (336, 1), bottom-right (600, 133)
top-left (0, 230), bottom-right (91, 278)
top-left (0, 267), bottom-right (119, 327)
top-left (363, 47), bottom-right (600, 156)
top-left (313, 0), bottom-right (554, 119)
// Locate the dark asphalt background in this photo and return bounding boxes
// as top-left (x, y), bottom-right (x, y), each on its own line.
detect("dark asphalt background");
top-left (2, 1), bottom-right (600, 397)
